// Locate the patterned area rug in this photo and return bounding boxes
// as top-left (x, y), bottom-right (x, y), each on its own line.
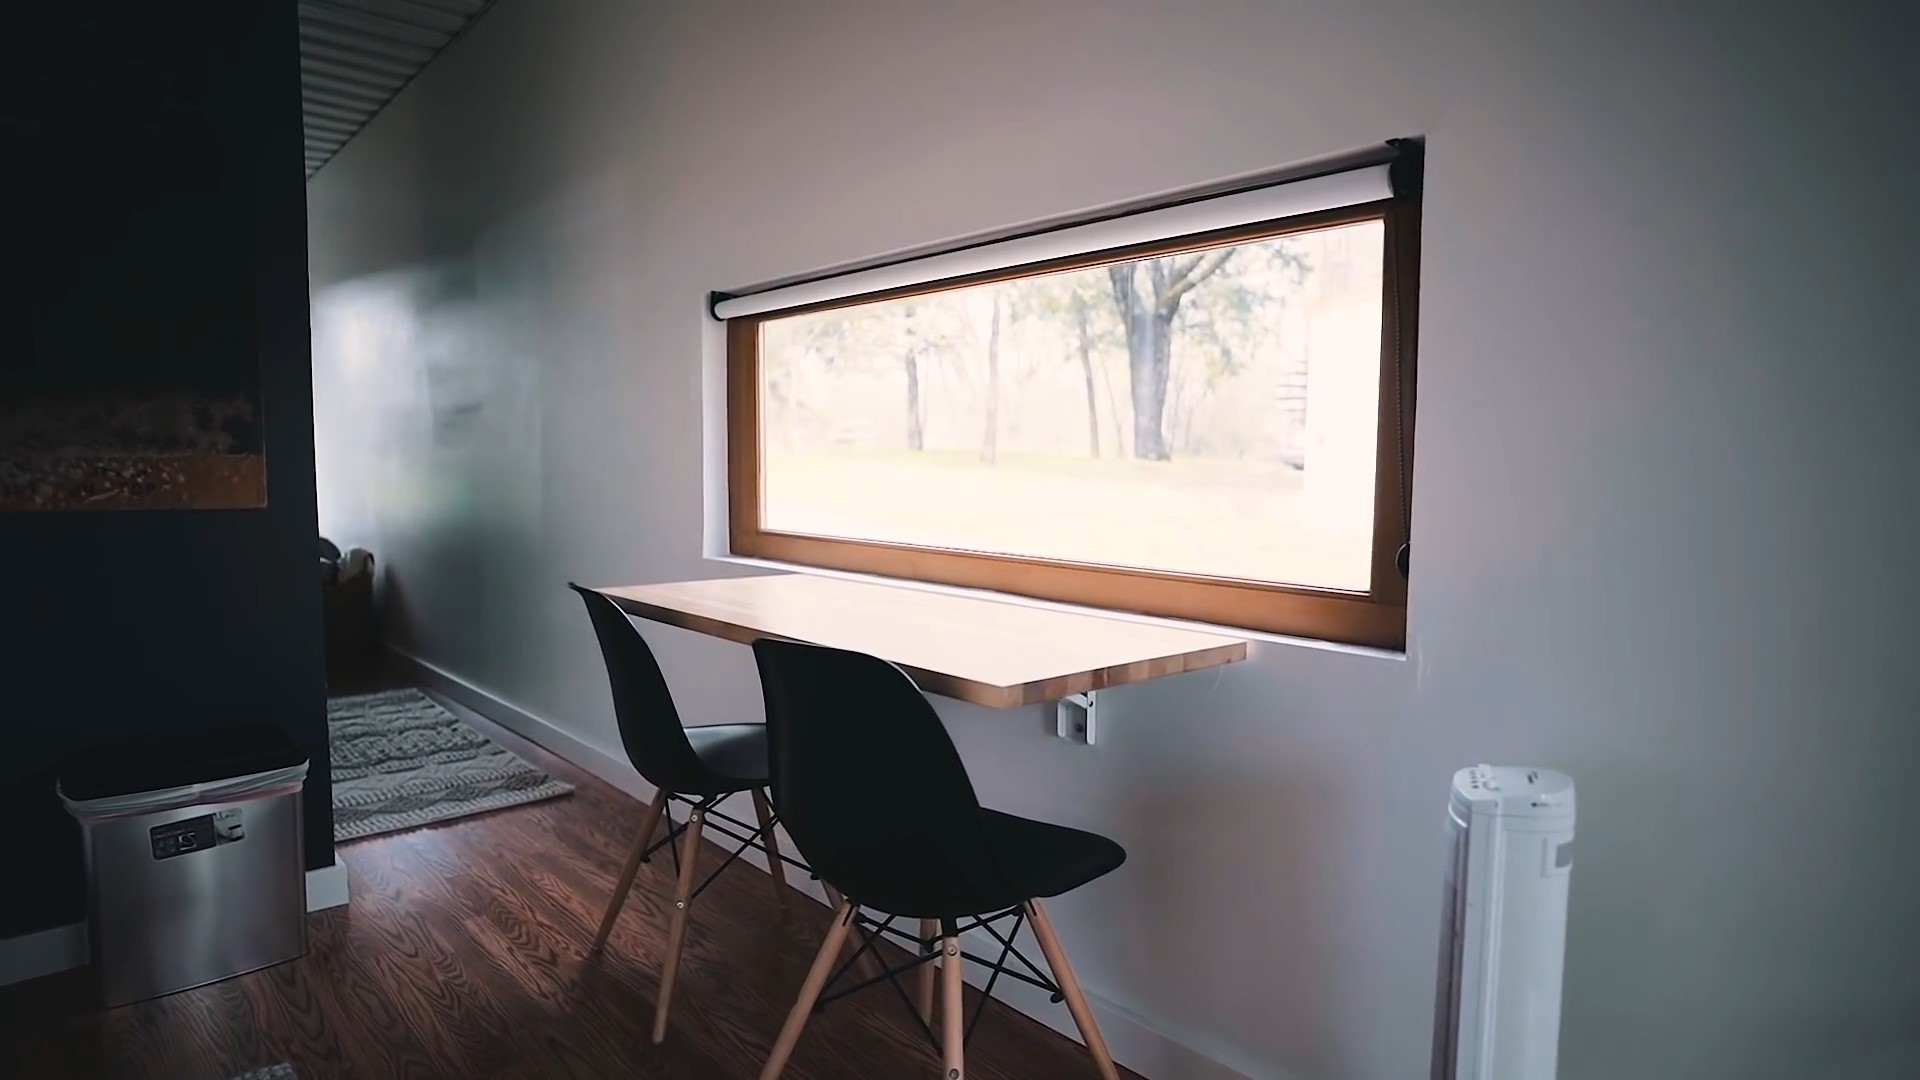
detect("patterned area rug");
top-left (229, 1067), bottom-right (297, 1080)
top-left (329, 689), bottom-right (573, 841)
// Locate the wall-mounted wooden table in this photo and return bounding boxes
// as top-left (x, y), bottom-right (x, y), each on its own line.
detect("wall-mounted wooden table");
top-left (589, 574), bottom-right (1248, 712)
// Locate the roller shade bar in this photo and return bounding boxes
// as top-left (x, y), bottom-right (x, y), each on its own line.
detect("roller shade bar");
top-left (711, 138), bottom-right (1421, 321)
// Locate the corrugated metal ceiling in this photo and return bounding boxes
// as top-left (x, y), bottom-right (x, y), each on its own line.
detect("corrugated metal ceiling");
top-left (299, 0), bottom-right (497, 178)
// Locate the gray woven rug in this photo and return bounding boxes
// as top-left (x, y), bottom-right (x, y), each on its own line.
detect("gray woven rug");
top-left (229, 1067), bottom-right (297, 1080)
top-left (329, 689), bottom-right (573, 841)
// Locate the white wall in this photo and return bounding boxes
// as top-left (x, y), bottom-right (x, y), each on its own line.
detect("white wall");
top-left (308, 1), bottom-right (1920, 1077)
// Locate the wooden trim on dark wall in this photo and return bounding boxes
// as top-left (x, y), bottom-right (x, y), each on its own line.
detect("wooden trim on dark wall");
top-left (724, 195), bottom-right (1421, 650)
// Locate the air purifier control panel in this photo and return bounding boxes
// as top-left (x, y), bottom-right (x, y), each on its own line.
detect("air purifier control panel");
top-left (149, 808), bottom-right (245, 860)
top-left (151, 816), bottom-right (215, 860)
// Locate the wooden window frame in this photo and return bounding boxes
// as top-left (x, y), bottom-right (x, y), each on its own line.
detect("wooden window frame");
top-left (727, 195), bottom-right (1420, 650)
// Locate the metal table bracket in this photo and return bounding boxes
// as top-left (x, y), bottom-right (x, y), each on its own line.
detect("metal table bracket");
top-left (1054, 691), bottom-right (1097, 745)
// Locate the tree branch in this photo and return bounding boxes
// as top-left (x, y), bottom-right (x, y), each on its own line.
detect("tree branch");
top-left (1163, 253), bottom-right (1204, 285)
top-left (1156, 248), bottom-right (1233, 313)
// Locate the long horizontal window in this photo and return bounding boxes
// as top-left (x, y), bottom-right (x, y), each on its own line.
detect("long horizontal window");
top-left (724, 147), bottom-right (1420, 648)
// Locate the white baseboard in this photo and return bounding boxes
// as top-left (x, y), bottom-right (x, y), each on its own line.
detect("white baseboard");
top-left (390, 647), bottom-right (1253, 1080)
top-left (306, 857), bottom-right (351, 913)
top-left (0, 859), bottom-right (351, 989)
top-left (397, 648), bottom-right (652, 803)
top-left (0, 921), bottom-right (87, 990)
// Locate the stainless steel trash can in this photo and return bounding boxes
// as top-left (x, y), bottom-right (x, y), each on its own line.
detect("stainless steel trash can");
top-left (59, 727), bottom-right (310, 1007)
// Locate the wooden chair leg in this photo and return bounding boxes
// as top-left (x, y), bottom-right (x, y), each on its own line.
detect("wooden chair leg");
top-left (759, 900), bottom-right (858, 1080)
top-left (591, 787), bottom-right (670, 953)
top-left (820, 884), bottom-right (884, 980)
top-left (751, 787), bottom-right (789, 907)
top-left (941, 932), bottom-right (965, 1079)
top-left (651, 803), bottom-right (708, 1044)
top-left (917, 917), bottom-right (940, 1024)
top-left (1025, 900), bottom-right (1118, 1080)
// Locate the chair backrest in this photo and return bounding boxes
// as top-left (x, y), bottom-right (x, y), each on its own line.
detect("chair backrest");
top-left (752, 637), bottom-right (1006, 913)
top-left (568, 584), bottom-right (710, 793)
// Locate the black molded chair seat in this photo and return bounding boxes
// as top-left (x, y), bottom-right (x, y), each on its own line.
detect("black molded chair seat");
top-left (752, 638), bottom-right (1127, 1079)
top-left (570, 583), bottom-right (769, 799)
top-left (978, 809), bottom-right (1126, 904)
top-left (570, 583), bottom-right (804, 1046)
top-left (684, 723), bottom-right (769, 787)
top-left (844, 810), bottom-right (1127, 920)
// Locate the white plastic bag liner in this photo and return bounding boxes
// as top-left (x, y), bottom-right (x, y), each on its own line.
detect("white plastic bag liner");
top-left (60, 760), bottom-right (309, 823)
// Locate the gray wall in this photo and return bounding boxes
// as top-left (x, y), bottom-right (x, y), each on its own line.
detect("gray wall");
top-left (306, 1), bottom-right (1920, 1077)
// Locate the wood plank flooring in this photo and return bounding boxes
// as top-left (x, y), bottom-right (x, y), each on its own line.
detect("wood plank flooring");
top-left (0, 691), bottom-right (1137, 1080)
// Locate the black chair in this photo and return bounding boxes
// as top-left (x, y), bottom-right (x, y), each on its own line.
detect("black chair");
top-left (751, 638), bottom-right (1126, 1080)
top-left (570, 583), bottom-right (806, 1044)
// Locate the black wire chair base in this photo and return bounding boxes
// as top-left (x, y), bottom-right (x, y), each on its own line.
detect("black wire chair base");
top-left (632, 793), bottom-right (1068, 1054)
top-left (639, 792), bottom-right (814, 904)
top-left (812, 903), bottom-right (1062, 1052)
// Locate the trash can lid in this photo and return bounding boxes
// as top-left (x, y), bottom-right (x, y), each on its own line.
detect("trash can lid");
top-left (60, 724), bottom-right (308, 803)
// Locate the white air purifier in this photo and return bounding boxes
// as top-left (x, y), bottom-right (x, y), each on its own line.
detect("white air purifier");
top-left (1432, 765), bottom-right (1576, 1080)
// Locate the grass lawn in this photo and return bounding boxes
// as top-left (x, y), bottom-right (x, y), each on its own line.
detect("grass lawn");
top-left (762, 447), bottom-right (1373, 590)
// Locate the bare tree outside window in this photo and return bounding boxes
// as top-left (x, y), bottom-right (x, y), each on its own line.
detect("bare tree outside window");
top-left (755, 218), bottom-right (1387, 592)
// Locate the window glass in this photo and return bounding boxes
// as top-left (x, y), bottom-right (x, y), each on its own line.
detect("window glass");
top-left (757, 219), bottom-right (1385, 591)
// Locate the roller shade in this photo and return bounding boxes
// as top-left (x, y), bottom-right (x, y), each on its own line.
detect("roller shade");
top-left (712, 160), bottom-right (1396, 321)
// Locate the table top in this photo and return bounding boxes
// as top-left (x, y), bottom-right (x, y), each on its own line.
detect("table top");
top-left (591, 574), bottom-right (1249, 709)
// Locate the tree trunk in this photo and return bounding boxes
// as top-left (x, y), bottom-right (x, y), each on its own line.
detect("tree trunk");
top-left (1073, 298), bottom-right (1100, 457)
top-left (980, 294), bottom-right (1002, 464)
top-left (903, 351), bottom-right (924, 450)
top-left (1123, 308), bottom-right (1173, 462)
top-left (1109, 252), bottom-right (1235, 462)
top-left (1111, 264), bottom-right (1171, 461)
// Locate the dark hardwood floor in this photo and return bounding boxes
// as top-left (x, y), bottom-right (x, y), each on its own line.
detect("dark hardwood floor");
top-left (0, 686), bottom-right (1137, 1079)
